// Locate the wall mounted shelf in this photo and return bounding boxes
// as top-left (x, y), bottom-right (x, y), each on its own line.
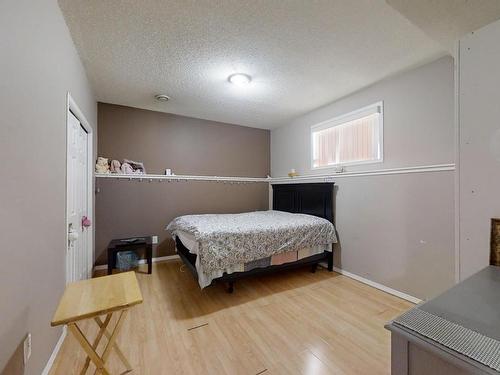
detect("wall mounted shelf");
top-left (95, 173), bottom-right (270, 184)
top-left (95, 163), bottom-right (455, 185)
top-left (271, 163), bottom-right (455, 183)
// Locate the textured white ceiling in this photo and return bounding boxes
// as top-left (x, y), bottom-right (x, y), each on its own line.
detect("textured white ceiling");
top-left (386, 0), bottom-right (500, 53)
top-left (59, 0), bottom-right (445, 129)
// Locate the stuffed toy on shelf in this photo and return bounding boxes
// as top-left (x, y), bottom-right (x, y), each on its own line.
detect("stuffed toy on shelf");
top-left (95, 157), bottom-right (110, 174)
top-left (123, 159), bottom-right (146, 174)
top-left (120, 162), bottom-right (134, 174)
top-left (110, 159), bottom-right (121, 173)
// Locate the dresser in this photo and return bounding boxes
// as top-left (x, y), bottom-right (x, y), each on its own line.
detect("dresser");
top-left (386, 266), bottom-right (500, 375)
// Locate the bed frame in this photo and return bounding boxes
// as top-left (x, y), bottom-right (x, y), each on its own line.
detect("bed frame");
top-left (175, 182), bottom-right (335, 292)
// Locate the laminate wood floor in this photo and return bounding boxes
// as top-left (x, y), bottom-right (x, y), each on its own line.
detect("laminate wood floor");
top-left (49, 260), bottom-right (413, 375)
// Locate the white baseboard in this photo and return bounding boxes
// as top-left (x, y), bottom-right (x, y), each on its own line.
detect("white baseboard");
top-left (41, 326), bottom-right (67, 375)
top-left (93, 254), bottom-right (180, 271)
top-left (331, 266), bottom-right (422, 304)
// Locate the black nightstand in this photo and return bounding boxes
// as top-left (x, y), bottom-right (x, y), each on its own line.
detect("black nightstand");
top-left (107, 237), bottom-right (153, 275)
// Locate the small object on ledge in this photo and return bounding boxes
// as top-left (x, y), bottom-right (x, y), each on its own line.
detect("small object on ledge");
top-left (95, 156), bottom-right (110, 174)
top-left (121, 162), bottom-right (134, 174)
top-left (110, 159), bottom-right (122, 173)
top-left (165, 168), bottom-right (172, 175)
top-left (288, 168), bottom-right (299, 178)
top-left (334, 166), bottom-right (345, 173)
top-left (123, 159), bottom-right (146, 174)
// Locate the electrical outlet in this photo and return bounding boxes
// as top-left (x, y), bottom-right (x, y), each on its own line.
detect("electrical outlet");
top-left (23, 333), bottom-right (31, 365)
top-left (152, 235), bottom-right (158, 244)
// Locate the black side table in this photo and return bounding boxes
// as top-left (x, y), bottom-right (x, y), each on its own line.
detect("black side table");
top-left (107, 237), bottom-right (153, 275)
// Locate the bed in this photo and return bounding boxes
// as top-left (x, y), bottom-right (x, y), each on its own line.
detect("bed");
top-left (166, 183), bottom-right (337, 292)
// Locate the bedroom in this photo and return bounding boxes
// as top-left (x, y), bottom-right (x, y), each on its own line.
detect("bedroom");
top-left (2, 1), bottom-right (500, 374)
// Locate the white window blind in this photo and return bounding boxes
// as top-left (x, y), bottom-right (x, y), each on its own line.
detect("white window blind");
top-left (311, 102), bottom-right (383, 168)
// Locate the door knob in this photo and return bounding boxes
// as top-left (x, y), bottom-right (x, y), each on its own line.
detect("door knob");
top-left (68, 227), bottom-right (79, 242)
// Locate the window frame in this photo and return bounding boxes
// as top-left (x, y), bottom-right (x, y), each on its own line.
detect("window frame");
top-left (310, 101), bottom-right (384, 170)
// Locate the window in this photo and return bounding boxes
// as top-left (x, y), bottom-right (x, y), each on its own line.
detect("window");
top-left (311, 102), bottom-right (383, 169)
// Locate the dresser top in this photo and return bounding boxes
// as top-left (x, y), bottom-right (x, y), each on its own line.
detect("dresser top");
top-left (419, 266), bottom-right (500, 340)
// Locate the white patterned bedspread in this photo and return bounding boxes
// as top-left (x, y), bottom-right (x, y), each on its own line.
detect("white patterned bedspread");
top-left (166, 210), bottom-right (337, 273)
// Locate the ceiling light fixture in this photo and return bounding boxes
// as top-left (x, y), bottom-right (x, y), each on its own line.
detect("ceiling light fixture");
top-left (155, 94), bottom-right (170, 102)
top-left (228, 73), bottom-right (251, 86)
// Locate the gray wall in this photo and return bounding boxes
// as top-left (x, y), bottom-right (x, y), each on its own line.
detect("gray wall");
top-left (96, 103), bottom-right (270, 264)
top-left (272, 56), bottom-right (454, 176)
top-left (0, 1), bottom-right (96, 374)
top-left (458, 20), bottom-right (500, 280)
top-left (271, 57), bottom-right (455, 300)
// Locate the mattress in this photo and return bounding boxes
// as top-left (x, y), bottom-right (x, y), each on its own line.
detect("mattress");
top-left (167, 210), bottom-right (337, 288)
top-left (177, 230), bottom-right (331, 288)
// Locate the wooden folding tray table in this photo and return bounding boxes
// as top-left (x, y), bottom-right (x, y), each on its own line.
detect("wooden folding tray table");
top-left (51, 272), bottom-right (143, 375)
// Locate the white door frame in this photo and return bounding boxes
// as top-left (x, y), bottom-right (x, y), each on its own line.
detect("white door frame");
top-left (66, 92), bottom-right (94, 282)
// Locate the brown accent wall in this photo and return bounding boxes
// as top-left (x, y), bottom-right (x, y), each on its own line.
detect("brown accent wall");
top-left (98, 103), bottom-right (270, 176)
top-left (96, 103), bottom-right (270, 264)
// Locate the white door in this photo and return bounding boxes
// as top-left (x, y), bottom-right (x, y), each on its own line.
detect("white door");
top-left (67, 111), bottom-right (92, 283)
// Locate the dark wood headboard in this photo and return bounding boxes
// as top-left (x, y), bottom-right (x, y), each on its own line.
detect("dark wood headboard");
top-left (272, 183), bottom-right (334, 223)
